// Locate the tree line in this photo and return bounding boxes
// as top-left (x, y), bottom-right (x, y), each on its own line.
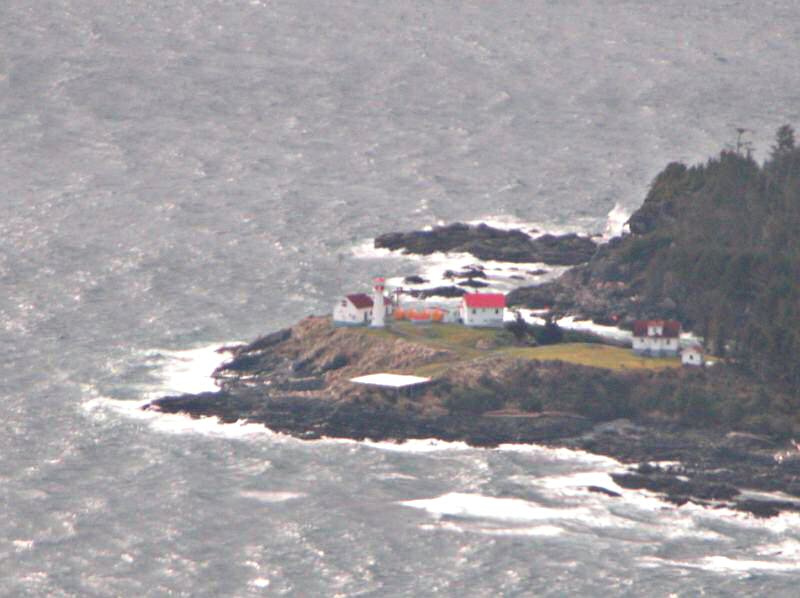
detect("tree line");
top-left (620, 124), bottom-right (800, 389)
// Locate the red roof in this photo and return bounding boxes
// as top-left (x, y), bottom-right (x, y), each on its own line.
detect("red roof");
top-left (346, 293), bottom-right (391, 309)
top-left (633, 319), bottom-right (681, 338)
top-left (463, 293), bottom-right (506, 309)
top-left (347, 293), bottom-right (373, 309)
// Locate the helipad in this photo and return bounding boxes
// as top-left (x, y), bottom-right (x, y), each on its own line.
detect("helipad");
top-left (349, 373), bottom-right (432, 388)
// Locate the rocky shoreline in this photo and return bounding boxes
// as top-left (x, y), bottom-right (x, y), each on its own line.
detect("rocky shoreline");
top-left (146, 317), bottom-right (800, 518)
top-left (375, 222), bottom-right (598, 266)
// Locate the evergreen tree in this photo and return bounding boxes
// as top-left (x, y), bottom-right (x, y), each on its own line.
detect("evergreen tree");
top-left (771, 124), bottom-right (796, 159)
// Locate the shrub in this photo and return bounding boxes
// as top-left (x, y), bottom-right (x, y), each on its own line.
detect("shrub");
top-left (520, 394), bottom-right (543, 412)
top-left (444, 388), bottom-right (504, 415)
top-left (533, 319), bottom-right (563, 345)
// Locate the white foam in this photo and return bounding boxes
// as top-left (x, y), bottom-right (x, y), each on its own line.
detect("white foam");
top-left (375, 472), bottom-right (418, 481)
top-left (528, 470), bottom-right (697, 523)
top-left (84, 394), bottom-right (367, 448)
top-left (240, 491), bottom-right (305, 503)
top-left (420, 520), bottom-right (565, 537)
top-left (698, 555), bottom-right (800, 574)
top-left (465, 216), bottom-right (546, 234)
top-left (350, 239), bottom-right (402, 261)
top-left (603, 203), bottom-right (631, 240)
top-left (536, 471), bottom-right (626, 493)
top-left (13, 539), bottom-right (34, 552)
top-left (249, 578), bottom-right (271, 588)
top-left (144, 343), bottom-right (236, 397)
top-left (639, 554), bottom-right (800, 576)
top-left (82, 396), bottom-right (283, 440)
top-left (362, 438), bottom-right (473, 453)
top-left (401, 492), bottom-right (595, 523)
top-left (494, 443), bottom-right (621, 467)
top-left (756, 538), bottom-right (800, 560)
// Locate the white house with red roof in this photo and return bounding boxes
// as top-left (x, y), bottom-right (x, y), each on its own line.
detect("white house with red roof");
top-left (460, 293), bottom-right (506, 327)
top-left (632, 319), bottom-right (681, 357)
top-left (333, 293), bottom-right (375, 326)
top-left (333, 278), bottom-right (393, 327)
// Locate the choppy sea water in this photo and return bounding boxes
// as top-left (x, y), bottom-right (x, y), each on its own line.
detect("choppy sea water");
top-left (3, 1), bottom-right (800, 595)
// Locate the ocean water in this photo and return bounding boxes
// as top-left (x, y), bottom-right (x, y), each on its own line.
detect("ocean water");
top-left (3, 1), bottom-right (800, 595)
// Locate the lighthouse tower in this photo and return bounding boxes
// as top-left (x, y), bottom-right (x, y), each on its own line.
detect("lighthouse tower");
top-left (371, 277), bottom-right (387, 328)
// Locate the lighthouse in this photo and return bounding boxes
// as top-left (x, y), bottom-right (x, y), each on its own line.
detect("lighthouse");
top-left (371, 277), bottom-right (387, 328)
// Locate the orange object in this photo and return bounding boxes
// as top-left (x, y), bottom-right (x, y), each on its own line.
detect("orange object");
top-left (408, 309), bottom-right (432, 322)
top-left (394, 307), bottom-right (406, 320)
top-left (430, 309), bottom-right (444, 322)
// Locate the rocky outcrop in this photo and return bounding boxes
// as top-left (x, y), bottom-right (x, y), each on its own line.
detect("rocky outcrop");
top-left (144, 316), bottom-right (800, 517)
top-left (375, 223), bottom-right (598, 266)
top-left (406, 286), bottom-right (466, 299)
top-left (562, 419), bottom-right (800, 517)
top-left (505, 238), bottom-right (671, 325)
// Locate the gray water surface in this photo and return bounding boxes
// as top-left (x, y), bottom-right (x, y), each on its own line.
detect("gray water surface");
top-left (3, 1), bottom-right (800, 595)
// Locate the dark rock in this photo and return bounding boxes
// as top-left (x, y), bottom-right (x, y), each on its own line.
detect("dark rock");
top-left (506, 284), bottom-right (559, 309)
top-left (458, 279), bottom-right (489, 289)
top-left (444, 267), bottom-right (486, 279)
top-left (319, 353), bottom-right (349, 373)
top-left (586, 486), bottom-right (622, 498)
top-left (375, 223), bottom-right (597, 266)
top-left (238, 328), bottom-right (291, 353)
top-left (219, 353), bottom-right (263, 372)
top-left (611, 472), bottom-right (739, 501)
top-left (409, 286), bottom-right (466, 299)
top-left (291, 357), bottom-right (314, 375)
top-left (403, 275), bottom-right (428, 285)
top-left (733, 499), bottom-right (800, 518)
top-left (146, 316), bottom-right (800, 518)
top-left (636, 462), bottom-right (660, 475)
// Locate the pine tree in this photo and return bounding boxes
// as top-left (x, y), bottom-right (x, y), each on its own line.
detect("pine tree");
top-left (771, 124), bottom-right (796, 159)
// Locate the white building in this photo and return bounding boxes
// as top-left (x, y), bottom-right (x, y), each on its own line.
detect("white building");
top-left (681, 344), bottom-right (705, 366)
top-left (333, 293), bottom-right (375, 326)
top-left (332, 281), bottom-right (393, 327)
top-left (460, 293), bottom-right (506, 327)
top-left (632, 319), bottom-right (681, 357)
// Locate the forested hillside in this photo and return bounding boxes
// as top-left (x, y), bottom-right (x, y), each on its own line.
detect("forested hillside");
top-left (617, 125), bottom-right (800, 387)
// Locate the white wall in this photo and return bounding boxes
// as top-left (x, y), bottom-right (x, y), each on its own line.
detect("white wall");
top-left (681, 350), bottom-right (704, 365)
top-left (633, 336), bottom-right (679, 355)
top-left (333, 300), bottom-right (370, 325)
top-left (461, 305), bottom-right (504, 327)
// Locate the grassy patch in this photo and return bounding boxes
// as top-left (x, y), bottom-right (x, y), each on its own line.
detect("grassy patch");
top-left (361, 322), bottom-right (504, 354)
top-left (501, 343), bottom-right (680, 371)
top-left (353, 324), bottom-right (679, 372)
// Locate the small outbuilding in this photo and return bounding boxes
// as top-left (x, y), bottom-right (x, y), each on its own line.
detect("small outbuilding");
top-left (681, 344), bottom-right (705, 367)
top-left (459, 293), bottom-right (506, 327)
top-left (632, 319), bottom-right (681, 357)
top-left (350, 373), bottom-right (432, 398)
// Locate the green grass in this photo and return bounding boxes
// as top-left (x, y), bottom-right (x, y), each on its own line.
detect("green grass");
top-left (354, 323), bottom-right (680, 373)
top-left (361, 322), bottom-right (501, 355)
top-left (500, 343), bottom-right (680, 371)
